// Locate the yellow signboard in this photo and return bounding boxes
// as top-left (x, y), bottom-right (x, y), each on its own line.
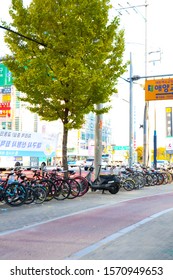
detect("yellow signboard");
top-left (145, 78), bottom-right (173, 101)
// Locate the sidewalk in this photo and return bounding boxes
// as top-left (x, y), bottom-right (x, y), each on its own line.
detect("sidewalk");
top-left (1, 183), bottom-right (173, 235)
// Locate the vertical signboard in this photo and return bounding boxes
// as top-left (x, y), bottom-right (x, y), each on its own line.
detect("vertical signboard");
top-left (0, 64), bottom-right (13, 86)
top-left (165, 107), bottom-right (172, 137)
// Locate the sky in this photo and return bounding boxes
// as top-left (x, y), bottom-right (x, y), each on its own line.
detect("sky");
top-left (0, 0), bottom-right (173, 148)
top-left (1, 0), bottom-right (172, 75)
top-left (109, 0), bottom-right (173, 148)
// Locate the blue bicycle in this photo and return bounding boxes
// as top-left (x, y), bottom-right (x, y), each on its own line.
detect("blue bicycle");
top-left (0, 171), bottom-right (27, 207)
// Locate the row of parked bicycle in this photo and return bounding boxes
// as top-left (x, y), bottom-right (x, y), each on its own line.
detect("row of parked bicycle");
top-left (117, 166), bottom-right (173, 189)
top-left (0, 167), bottom-right (90, 207)
top-left (0, 165), bottom-right (173, 207)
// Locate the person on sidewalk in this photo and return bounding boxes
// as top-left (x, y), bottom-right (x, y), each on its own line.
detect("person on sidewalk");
top-left (40, 161), bottom-right (47, 177)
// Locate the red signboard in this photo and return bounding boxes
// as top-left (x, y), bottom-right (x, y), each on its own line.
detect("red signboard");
top-left (0, 102), bottom-right (11, 117)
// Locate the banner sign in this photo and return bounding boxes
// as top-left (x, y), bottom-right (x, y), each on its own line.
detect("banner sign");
top-left (145, 78), bottom-right (173, 101)
top-left (166, 137), bottom-right (173, 154)
top-left (0, 130), bottom-right (57, 157)
top-left (113, 146), bottom-right (129, 150)
top-left (0, 102), bottom-right (11, 117)
top-left (165, 107), bottom-right (172, 137)
top-left (0, 86), bottom-right (11, 94)
top-left (0, 64), bottom-right (13, 86)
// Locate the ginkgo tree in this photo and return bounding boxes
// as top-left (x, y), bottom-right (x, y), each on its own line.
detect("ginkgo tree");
top-left (2, 0), bottom-right (128, 170)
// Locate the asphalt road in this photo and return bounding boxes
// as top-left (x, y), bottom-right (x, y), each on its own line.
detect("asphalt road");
top-left (1, 184), bottom-right (173, 260)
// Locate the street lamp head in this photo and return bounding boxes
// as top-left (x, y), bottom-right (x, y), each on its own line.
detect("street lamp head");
top-left (127, 75), bottom-right (141, 82)
top-left (132, 75), bottom-right (141, 81)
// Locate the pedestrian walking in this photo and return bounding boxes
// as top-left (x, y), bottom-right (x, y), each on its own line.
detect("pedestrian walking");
top-left (40, 161), bottom-right (47, 176)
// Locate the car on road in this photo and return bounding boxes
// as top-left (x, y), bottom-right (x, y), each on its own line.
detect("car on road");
top-left (84, 158), bottom-right (94, 170)
top-left (84, 158), bottom-right (108, 170)
top-left (67, 160), bottom-right (84, 168)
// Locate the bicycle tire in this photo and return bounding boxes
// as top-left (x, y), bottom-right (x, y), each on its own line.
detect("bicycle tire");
top-left (33, 185), bottom-right (47, 204)
top-left (24, 187), bottom-right (35, 204)
top-left (67, 179), bottom-right (81, 199)
top-left (122, 178), bottom-right (135, 191)
top-left (144, 174), bottom-right (153, 186)
top-left (35, 179), bottom-right (56, 201)
top-left (54, 178), bottom-right (71, 200)
top-left (4, 182), bottom-right (27, 206)
top-left (156, 173), bottom-right (164, 185)
top-left (72, 175), bottom-right (89, 197)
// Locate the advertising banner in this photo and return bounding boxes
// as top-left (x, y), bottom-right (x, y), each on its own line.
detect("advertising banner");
top-left (0, 129), bottom-right (58, 157)
top-left (145, 78), bottom-right (173, 101)
top-left (165, 107), bottom-right (172, 137)
top-left (0, 101), bottom-right (11, 117)
top-left (165, 137), bottom-right (173, 154)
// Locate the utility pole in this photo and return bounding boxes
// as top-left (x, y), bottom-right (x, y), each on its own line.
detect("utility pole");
top-left (143, 0), bottom-right (149, 167)
top-left (94, 104), bottom-right (103, 178)
top-left (115, 1), bottom-right (149, 166)
top-left (129, 52), bottom-right (133, 167)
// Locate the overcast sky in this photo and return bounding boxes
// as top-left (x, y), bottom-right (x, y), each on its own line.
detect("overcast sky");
top-left (1, 0), bottom-right (172, 72)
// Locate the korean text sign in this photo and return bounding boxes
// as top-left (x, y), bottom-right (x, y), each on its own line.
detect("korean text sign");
top-left (145, 78), bottom-right (173, 101)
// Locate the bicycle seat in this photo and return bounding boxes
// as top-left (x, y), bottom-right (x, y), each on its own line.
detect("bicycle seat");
top-left (68, 170), bottom-right (76, 175)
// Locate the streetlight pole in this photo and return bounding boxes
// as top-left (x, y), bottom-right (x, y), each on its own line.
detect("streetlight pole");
top-left (143, 0), bottom-right (149, 167)
top-left (129, 52), bottom-right (133, 167)
top-left (115, 1), bottom-right (149, 167)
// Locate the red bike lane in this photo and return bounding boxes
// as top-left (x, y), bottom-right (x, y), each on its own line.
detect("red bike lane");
top-left (1, 192), bottom-right (173, 260)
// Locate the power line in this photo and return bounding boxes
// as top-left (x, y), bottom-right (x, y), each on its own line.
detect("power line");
top-left (113, 2), bottom-right (147, 21)
top-left (0, 25), bottom-right (47, 47)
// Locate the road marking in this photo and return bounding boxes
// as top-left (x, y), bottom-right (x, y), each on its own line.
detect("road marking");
top-left (66, 207), bottom-right (173, 260)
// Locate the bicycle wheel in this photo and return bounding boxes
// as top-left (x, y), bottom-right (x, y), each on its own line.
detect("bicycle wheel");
top-left (33, 185), bottom-right (47, 204)
top-left (0, 186), bottom-right (6, 204)
top-left (24, 187), bottom-right (35, 204)
top-left (144, 174), bottom-right (153, 186)
top-left (156, 173), bottom-right (164, 185)
top-left (123, 178), bottom-right (135, 191)
top-left (54, 178), bottom-right (71, 200)
top-left (35, 179), bottom-right (56, 201)
top-left (72, 175), bottom-right (89, 197)
top-left (67, 179), bottom-right (81, 199)
top-left (166, 171), bottom-right (173, 184)
top-left (4, 182), bottom-right (27, 206)
top-left (133, 174), bottom-right (145, 189)
top-left (161, 172), bottom-right (168, 185)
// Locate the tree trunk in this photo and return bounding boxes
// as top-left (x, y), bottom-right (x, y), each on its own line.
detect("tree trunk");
top-left (62, 124), bottom-right (68, 175)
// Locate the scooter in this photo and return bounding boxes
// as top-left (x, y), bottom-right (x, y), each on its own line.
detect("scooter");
top-left (86, 165), bottom-right (120, 194)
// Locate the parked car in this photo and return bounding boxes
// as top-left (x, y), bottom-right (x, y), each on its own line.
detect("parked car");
top-left (84, 158), bottom-right (108, 170)
top-left (84, 158), bottom-right (94, 170)
top-left (67, 160), bottom-right (84, 168)
top-left (101, 160), bottom-right (108, 170)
